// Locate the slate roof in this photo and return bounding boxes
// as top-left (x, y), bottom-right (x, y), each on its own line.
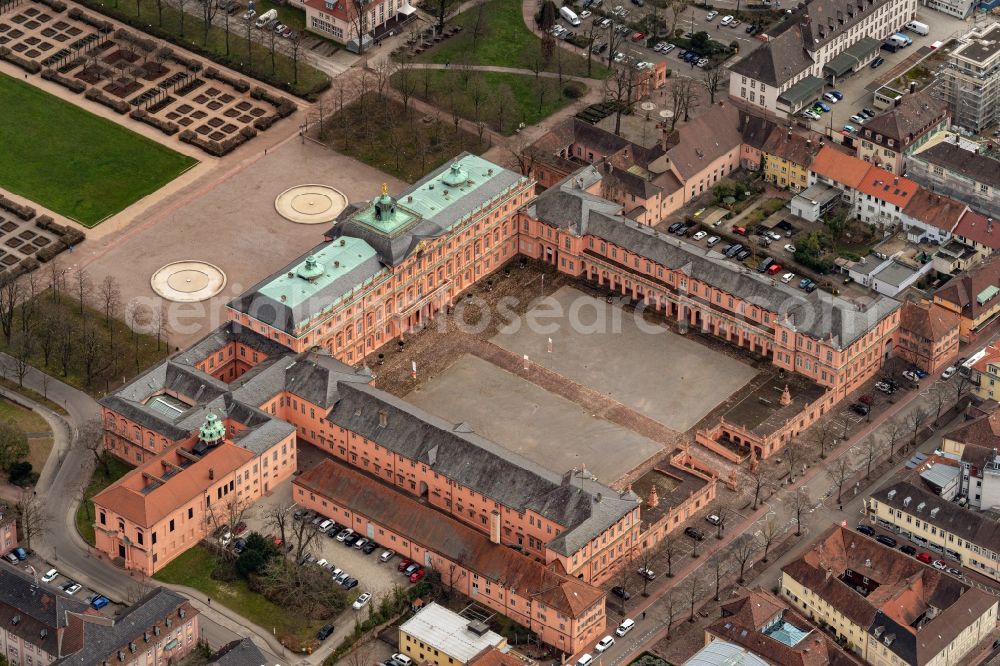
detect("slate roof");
top-left (325, 382), bottom-right (638, 556)
top-left (943, 408), bottom-right (1000, 450)
top-left (296, 460), bottom-right (606, 617)
top-left (210, 638), bottom-right (268, 665)
top-left (729, 29), bottom-right (812, 87)
top-left (0, 567), bottom-right (89, 659)
top-left (664, 103), bottom-right (743, 181)
top-left (56, 588), bottom-right (196, 665)
top-left (530, 170), bottom-right (900, 349)
top-left (916, 141), bottom-right (1000, 189)
top-left (861, 91), bottom-right (948, 149)
top-left (875, 479), bottom-right (1000, 554)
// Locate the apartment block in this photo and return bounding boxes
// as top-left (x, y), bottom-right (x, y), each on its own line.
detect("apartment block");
top-left (934, 23), bottom-right (1000, 132)
top-left (780, 526), bottom-right (997, 664)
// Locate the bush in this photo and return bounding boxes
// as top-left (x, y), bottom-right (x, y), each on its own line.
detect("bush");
top-left (0, 47), bottom-right (41, 74)
top-left (36, 241), bottom-right (68, 263)
top-left (41, 69), bottom-right (86, 94)
top-left (84, 88), bottom-right (130, 114)
top-left (37, 0), bottom-right (68, 11)
top-left (8, 462), bottom-right (36, 487)
top-left (0, 196), bottom-right (36, 221)
top-left (204, 66), bottom-right (251, 93)
top-left (129, 108), bottom-right (180, 136)
top-left (563, 81), bottom-right (587, 99)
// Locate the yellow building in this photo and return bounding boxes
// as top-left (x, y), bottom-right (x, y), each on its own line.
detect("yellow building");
top-left (780, 526), bottom-right (997, 665)
top-left (399, 603), bottom-right (508, 666)
top-left (867, 479), bottom-right (1000, 583)
top-left (932, 256), bottom-right (1000, 343)
top-left (971, 342), bottom-right (1000, 402)
top-left (761, 129), bottom-right (824, 192)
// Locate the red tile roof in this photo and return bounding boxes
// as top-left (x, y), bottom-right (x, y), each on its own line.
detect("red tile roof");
top-left (899, 301), bottom-right (959, 344)
top-left (953, 210), bottom-right (1000, 250)
top-left (902, 189), bottom-right (967, 233)
top-left (295, 460), bottom-right (605, 618)
top-left (810, 146), bottom-right (868, 188)
top-left (933, 255), bottom-right (1000, 323)
top-left (855, 166), bottom-right (919, 208)
top-left (468, 647), bottom-right (524, 665)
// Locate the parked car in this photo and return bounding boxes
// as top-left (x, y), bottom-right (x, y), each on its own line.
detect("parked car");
top-left (398, 558), bottom-right (414, 572)
top-left (870, 56), bottom-right (885, 68)
top-left (798, 277), bottom-right (813, 289)
top-left (353, 538), bottom-right (369, 550)
top-left (932, 559), bottom-right (948, 570)
top-left (692, 230), bottom-right (707, 241)
top-left (62, 581), bottom-right (81, 595)
top-left (611, 586), bottom-right (631, 600)
top-left (706, 513), bottom-right (722, 525)
top-left (335, 570), bottom-right (349, 584)
top-left (733, 225), bottom-right (747, 236)
top-left (706, 236), bottom-right (721, 247)
top-left (3, 552), bottom-right (17, 564)
top-left (685, 526), bottom-right (706, 541)
top-left (233, 538), bottom-right (247, 554)
top-left (856, 524), bottom-right (875, 536)
top-left (637, 567), bottom-right (656, 580)
top-left (719, 15), bottom-right (733, 25)
top-left (90, 595), bottom-right (110, 610)
top-left (813, 101), bottom-right (831, 113)
top-left (380, 550), bottom-right (396, 563)
top-left (876, 534), bottom-right (897, 548)
top-left (353, 592), bottom-right (372, 610)
top-left (784, 243), bottom-right (796, 253)
top-left (40, 568), bottom-right (59, 583)
top-left (336, 529), bottom-right (353, 542)
top-left (822, 92), bottom-right (839, 104)
top-left (391, 654), bottom-right (413, 666)
top-left (316, 624), bottom-right (334, 641)
top-left (706, 9), bottom-right (718, 19)
top-left (595, 635), bottom-right (616, 653)
top-left (903, 370), bottom-right (920, 383)
top-left (843, 124), bottom-right (857, 134)
top-left (736, 249), bottom-right (751, 261)
top-left (767, 263), bottom-right (783, 275)
top-left (780, 272), bottom-right (795, 284)
top-left (631, 31), bottom-right (646, 41)
top-left (947, 567), bottom-right (962, 577)
top-left (900, 545), bottom-right (917, 556)
top-left (362, 541), bottom-right (379, 554)
top-left (941, 366), bottom-right (957, 380)
top-left (875, 381), bottom-right (895, 394)
top-left (408, 568), bottom-right (426, 583)
top-left (917, 552), bottom-right (932, 563)
top-left (850, 114), bottom-right (867, 124)
top-left (344, 533), bottom-right (361, 547)
top-left (343, 576), bottom-right (360, 589)
top-left (242, 7), bottom-right (256, 20)
top-left (616, 618), bottom-right (635, 636)
top-left (850, 403), bottom-right (870, 416)
top-left (404, 563), bottom-right (421, 576)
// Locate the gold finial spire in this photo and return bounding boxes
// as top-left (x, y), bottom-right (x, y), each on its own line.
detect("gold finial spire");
top-left (381, 182), bottom-right (389, 196)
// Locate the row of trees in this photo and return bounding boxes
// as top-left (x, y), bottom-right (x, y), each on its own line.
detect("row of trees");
top-left (0, 263), bottom-right (167, 390)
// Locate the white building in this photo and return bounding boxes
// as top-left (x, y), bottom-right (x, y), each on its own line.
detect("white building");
top-left (934, 23), bottom-right (1000, 131)
top-left (728, 0), bottom-right (916, 118)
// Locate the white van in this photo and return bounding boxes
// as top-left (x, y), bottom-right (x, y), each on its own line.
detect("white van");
top-left (905, 20), bottom-right (929, 35)
top-left (888, 34), bottom-right (908, 48)
top-left (255, 8), bottom-right (277, 28)
top-left (616, 618), bottom-right (636, 636)
top-left (560, 5), bottom-right (581, 26)
top-left (576, 655), bottom-right (594, 666)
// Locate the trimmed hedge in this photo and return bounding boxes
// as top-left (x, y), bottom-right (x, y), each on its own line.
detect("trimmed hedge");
top-left (0, 196), bottom-right (36, 221)
top-left (129, 108), bottom-right (180, 136)
top-left (251, 86), bottom-right (296, 117)
top-left (159, 47), bottom-right (203, 73)
top-left (41, 68), bottom-right (87, 94)
top-left (35, 215), bottom-right (86, 247)
top-left (205, 66), bottom-right (250, 93)
top-left (36, 241), bottom-right (69, 263)
top-left (0, 47), bottom-right (41, 74)
top-left (70, 0), bottom-right (328, 99)
top-left (66, 7), bottom-right (113, 31)
top-left (84, 88), bottom-right (130, 114)
top-left (179, 126), bottom-right (254, 156)
top-left (36, 0), bottom-right (67, 11)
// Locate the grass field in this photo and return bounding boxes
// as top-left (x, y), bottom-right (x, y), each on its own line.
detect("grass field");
top-left (0, 399), bottom-right (53, 474)
top-left (155, 546), bottom-right (325, 645)
top-left (402, 70), bottom-right (586, 135)
top-left (415, 0), bottom-right (604, 78)
top-left (75, 457), bottom-right (134, 545)
top-left (0, 73), bottom-right (196, 227)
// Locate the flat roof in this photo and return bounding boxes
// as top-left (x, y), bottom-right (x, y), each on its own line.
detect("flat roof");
top-left (683, 639), bottom-right (770, 666)
top-left (954, 24), bottom-right (1000, 66)
top-left (399, 603), bottom-right (505, 661)
top-left (777, 75), bottom-right (825, 106)
top-left (874, 261), bottom-right (918, 287)
top-left (721, 373), bottom-right (826, 437)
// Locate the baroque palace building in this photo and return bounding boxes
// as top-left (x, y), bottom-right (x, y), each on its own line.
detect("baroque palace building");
top-left (95, 154), bottom-right (908, 655)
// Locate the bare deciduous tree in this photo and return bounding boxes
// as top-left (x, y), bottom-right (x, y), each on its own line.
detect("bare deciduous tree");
top-left (605, 64), bottom-right (638, 135)
top-left (77, 418), bottom-right (110, 477)
top-left (684, 574), bottom-right (702, 622)
top-left (827, 456), bottom-right (852, 505)
top-left (263, 501), bottom-right (294, 551)
top-left (662, 531), bottom-right (681, 577)
top-left (16, 491), bottom-right (49, 551)
top-left (702, 64), bottom-right (724, 104)
top-left (810, 420), bottom-right (836, 459)
top-left (789, 488), bottom-right (810, 536)
top-left (668, 76), bottom-right (699, 131)
top-left (731, 534), bottom-right (756, 583)
top-left (863, 435), bottom-right (884, 479)
top-left (125, 577), bottom-right (155, 604)
top-left (0, 272), bottom-right (23, 345)
top-left (759, 518), bottom-right (780, 562)
top-left (707, 551), bottom-right (726, 601)
top-left (73, 268), bottom-right (90, 317)
top-left (909, 406), bottom-right (929, 447)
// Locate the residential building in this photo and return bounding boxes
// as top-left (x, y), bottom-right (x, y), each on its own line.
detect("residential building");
top-left (900, 188), bottom-right (968, 245)
top-left (467, 648), bottom-right (522, 666)
top-left (895, 300), bottom-right (960, 374)
top-left (907, 132), bottom-right (1000, 213)
top-left (209, 638), bottom-right (268, 665)
top-left (760, 128), bottom-right (825, 192)
top-left (790, 183), bottom-right (840, 221)
top-left (934, 23), bottom-right (1000, 132)
top-left (971, 341), bottom-right (1000, 402)
top-left (0, 508), bottom-right (17, 557)
top-left (868, 479), bottom-right (1000, 583)
top-left (0, 567), bottom-right (89, 665)
top-left (398, 603), bottom-right (508, 665)
top-left (294, 460), bottom-right (607, 656)
top-left (922, 0), bottom-right (977, 17)
top-left (951, 209), bottom-right (1000, 256)
top-left (854, 168), bottom-right (920, 226)
top-left (524, 104), bottom-right (744, 225)
top-left (857, 90), bottom-right (949, 174)
top-left (228, 155), bottom-right (534, 364)
top-left (780, 525), bottom-right (998, 664)
top-left (309, 381), bottom-right (641, 584)
top-left (728, 0), bottom-right (915, 118)
top-left (302, 0), bottom-right (414, 50)
top-left (932, 255), bottom-right (1000, 341)
top-left (939, 406), bottom-right (1000, 509)
top-left (705, 589), bottom-right (863, 666)
top-left (56, 588), bottom-right (199, 666)
top-left (809, 146), bottom-right (868, 205)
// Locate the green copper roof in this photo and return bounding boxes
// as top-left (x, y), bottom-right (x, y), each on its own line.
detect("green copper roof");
top-left (199, 413), bottom-right (226, 443)
top-left (402, 154), bottom-right (503, 231)
top-left (257, 237), bottom-right (381, 312)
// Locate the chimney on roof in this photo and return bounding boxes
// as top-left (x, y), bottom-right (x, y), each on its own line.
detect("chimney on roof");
top-left (647, 485), bottom-right (660, 508)
top-left (208, 468), bottom-right (214, 481)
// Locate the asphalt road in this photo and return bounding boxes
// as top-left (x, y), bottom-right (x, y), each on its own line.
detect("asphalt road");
top-left (0, 356), bottom-right (289, 665)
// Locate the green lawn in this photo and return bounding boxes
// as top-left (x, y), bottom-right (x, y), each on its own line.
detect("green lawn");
top-left (0, 73), bottom-right (196, 227)
top-left (75, 457), bottom-right (134, 545)
top-left (403, 70), bottom-right (585, 135)
top-left (75, 0), bottom-right (330, 97)
top-left (415, 0), bottom-right (604, 78)
top-left (0, 399), bottom-right (52, 474)
top-left (154, 546), bottom-right (324, 645)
